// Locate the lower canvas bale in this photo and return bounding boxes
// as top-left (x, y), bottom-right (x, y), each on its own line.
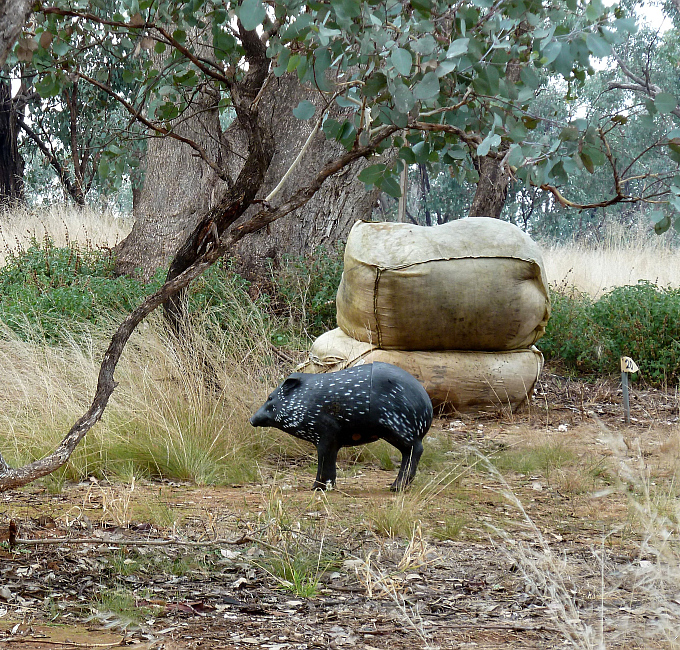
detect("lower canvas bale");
top-left (300, 328), bottom-right (544, 413)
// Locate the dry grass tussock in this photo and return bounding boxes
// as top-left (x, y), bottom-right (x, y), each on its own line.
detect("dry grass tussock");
top-left (0, 288), bottom-right (298, 484)
top-left (0, 203), bottom-right (307, 484)
top-left (0, 307), bottom-right (293, 486)
top-left (541, 220), bottom-right (680, 298)
top-left (0, 203), bottom-right (132, 264)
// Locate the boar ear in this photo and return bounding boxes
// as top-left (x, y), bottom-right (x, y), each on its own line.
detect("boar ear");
top-left (280, 376), bottom-right (302, 396)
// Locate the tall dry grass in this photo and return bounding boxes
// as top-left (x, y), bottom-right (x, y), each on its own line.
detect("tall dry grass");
top-left (542, 220), bottom-right (680, 298)
top-left (0, 203), bottom-right (132, 266)
top-left (0, 203), bottom-right (303, 485)
top-left (0, 306), bottom-right (292, 485)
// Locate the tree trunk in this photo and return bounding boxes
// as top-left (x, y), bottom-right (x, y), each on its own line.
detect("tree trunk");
top-left (468, 41), bottom-right (524, 219)
top-left (468, 154), bottom-right (511, 218)
top-left (115, 74), bottom-right (383, 280)
top-left (113, 84), bottom-right (227, 279)
top-left (233, 75), bottom-right (385, 280)
top-left (0, 78), bottom-right (23, 203)
top-left (0, 0), bottom-right (31, 68)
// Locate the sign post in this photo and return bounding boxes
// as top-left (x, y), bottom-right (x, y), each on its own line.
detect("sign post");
top-left (620, 357), bottom-right (639, 424)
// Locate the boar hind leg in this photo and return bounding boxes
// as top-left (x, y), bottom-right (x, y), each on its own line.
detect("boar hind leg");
top-left (313, 438), bottom-right (341, 490)
top-left (390, 439), bottom-right (424, 492)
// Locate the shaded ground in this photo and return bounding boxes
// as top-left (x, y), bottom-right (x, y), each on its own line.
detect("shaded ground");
top-left (1, 371), bottom-right (679, 649)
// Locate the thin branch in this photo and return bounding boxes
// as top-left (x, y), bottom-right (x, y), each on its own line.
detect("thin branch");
top-left (263, 87), bottom-right (349, 204)
top-left (16, 115), bottom-right (79, 201)
top-left (154, 25), bottom-right (231, 86)
top-left (265, 118), bottom-right (321, 202)
top-left (15, 534), bottom-right (279, 552)
top-left (229, 125), bottom-right (400, 241)
top-left (77, 72), bottom-right (229, 182)
top-left (611, 49), bottom-right (651, 90)
top-left (609, 49), bottom-right (680, 121)
top-left (409, 120), bottom-right (484, 149)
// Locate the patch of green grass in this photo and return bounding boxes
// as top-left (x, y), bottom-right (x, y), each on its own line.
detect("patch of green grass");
top-left (368, 495), bottom-right (420, 538)
top-left (107, 549), bottom-right (142, 576)
top-left (136, 501), bottom-right (180, 529)
top-left (492, 441), bottom-right (577, 479)
top-left (95, 588), bottom-right (158, 626)
top-left (0, 237), bottom-right (162, 343)
top-left (432, 515), bottom-right (467, 541)
top-left (258, 552), bottom-right (324, 597)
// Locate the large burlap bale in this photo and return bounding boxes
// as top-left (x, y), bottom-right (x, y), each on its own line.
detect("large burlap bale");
top-left (301, 329), bottom-right (544, 413)
top-left (336, 218), bottom-right (550, 351)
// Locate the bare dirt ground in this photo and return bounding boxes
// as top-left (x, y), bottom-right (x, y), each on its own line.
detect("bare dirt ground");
top-left (1, 370), bottom-right (679, 650)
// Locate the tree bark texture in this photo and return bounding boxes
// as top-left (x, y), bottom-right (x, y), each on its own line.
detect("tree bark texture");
top-left (115, 74), bottom-right (383, 280)
top-left (113, 85), bottom-right (228, 279)
top-left (0, 79), bottom-right (23, 202)
top-left (230, 75), bottom-right (384, 281)
top-left (468, 154), bottom-right (512, 219)
top-left (0, 0), bottom-right (31, 68)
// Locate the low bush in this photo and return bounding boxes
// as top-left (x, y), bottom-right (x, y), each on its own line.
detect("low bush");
top-left (539, 280), bottom-right (680, 386)
top-left (0, 237), bottom-right (159, 341)
top-left (0, 237), bottom-right (274, 346)
top-left (269, 245), bottom-right (344, 340)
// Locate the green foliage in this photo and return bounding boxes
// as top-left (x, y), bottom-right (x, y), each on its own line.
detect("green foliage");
top-left (269, 245), bottom-right (344, 340)
top-left (257, 548), bottom-right (335, 597)
top-left (492, 442), bottom-right (577, 478)
top-left (9, 0), bottom-right (668, 223)
top-left (538, 287), bottom-right (601, 371)
top-left (539, 281), bottom-right (680, 386)
top-left (0, 238), bottom-right (160, 341)
top-left (0, 238), bottom-right (276, 349)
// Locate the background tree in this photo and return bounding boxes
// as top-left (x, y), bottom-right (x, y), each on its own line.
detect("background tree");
top-left (0, 76), bottom-right (23, 201)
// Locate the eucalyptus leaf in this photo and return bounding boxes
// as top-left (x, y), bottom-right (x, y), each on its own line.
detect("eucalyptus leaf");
top-left (292, 100), bottom-right (316, 120)
top-left (446, 38), bottom-right (469, 59)
top-left (654, 93), bottom-right (677, 115)
top-left (477, 133), bottom-right (501, 157)
top-left (413, 72), bottom-right (440, 101)
top-left (357, 163), bottom-right (386, 184)
top-left (393, 83), bottom-right (416, 113)
top-left (390, 48), bottom-right (412, 76)
top-left (542, 40), bottom-right (562, 65)
top-left (649, 209), bottom-right (666, 224)
top-left (520, 66), bottom-right (540, 89)
top-left (239, 0), bottom-right (266, 31)
top-left (654, 214), bottom-right (671, 234)
top-left (380, 175), bottom-right (402, 198)
top-left (585, 32), bottom-right (610, 57)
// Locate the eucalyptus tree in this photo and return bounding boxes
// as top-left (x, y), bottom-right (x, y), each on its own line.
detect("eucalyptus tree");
top-left (2, 0), bottom-right (674, 489)
top-left (7, 2), bottom-right (145, 206)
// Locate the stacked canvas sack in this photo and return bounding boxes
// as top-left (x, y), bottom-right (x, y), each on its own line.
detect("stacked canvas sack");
top-left (301, 217), bottom-right (550, 413)
top-left (336, 217), bottom-right (550, 351)
top-left (301, 328), bottom-right (545, 413)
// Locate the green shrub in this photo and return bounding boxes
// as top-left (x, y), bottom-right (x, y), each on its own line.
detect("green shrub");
top-left (539, 281), bottom-right (680, 386)
top-left (0, 238), bottom-right (161, 341)
top-left (0, 238), bottom-right (273, 347)
top-left (269, 245), bottom-right (344, 340)
top-left (538, 288), bottom-right (602, 372)
top-left (591, 281), bottom-right (680, 386)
